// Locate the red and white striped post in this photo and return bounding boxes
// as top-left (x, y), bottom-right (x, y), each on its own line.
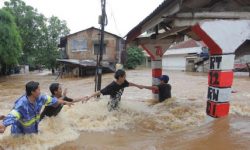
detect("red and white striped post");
top-left (141, 44), bottom-right (165, 100)
top-left (206, 54), bottom-right (235, 117)
top-left (192, 20), bottom-right (250, 118)
top-left (152, 60), bottom-right (162, 99)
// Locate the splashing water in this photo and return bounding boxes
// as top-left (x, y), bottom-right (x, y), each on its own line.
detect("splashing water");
top-left (0, 97), bottom-right (206, 150)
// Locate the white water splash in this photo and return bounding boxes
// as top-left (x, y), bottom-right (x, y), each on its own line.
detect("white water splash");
top-left (0, 97), bottom-right (207, 150)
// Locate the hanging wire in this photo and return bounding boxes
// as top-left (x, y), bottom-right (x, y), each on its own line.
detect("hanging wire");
top-left (107, 1), bottom-right (122, 37)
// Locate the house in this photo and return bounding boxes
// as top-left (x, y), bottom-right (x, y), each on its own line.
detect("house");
top-left (163, 39), bottom-right (208, 72)
top-left (234, 40), bottom-right (250, 75)
top-left (58, 27), bottom-right (124, 77)
top-left (163, 39), bottom-right (250, 74)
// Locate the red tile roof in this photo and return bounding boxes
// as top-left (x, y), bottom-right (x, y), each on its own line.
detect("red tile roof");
top-left (169, 39), bottom-right (206, 50)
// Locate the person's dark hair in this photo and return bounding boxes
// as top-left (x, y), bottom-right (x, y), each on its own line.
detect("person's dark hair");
top-left (49, 83), bottom-right (60, 95)
top-left (26, 81), bottom-right (40, 96)
top-left (114, 69), bottom-right (126, 80)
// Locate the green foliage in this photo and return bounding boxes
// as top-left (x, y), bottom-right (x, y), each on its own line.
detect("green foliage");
top-left (32, 16), bottom-right (70, 71)
top-left (38, 16), bottom-right (70, 70)
top-left (3, 0), bottom-right (70, 72)
top-left (125, 47), bottom-right (145, 69)
top-left (4, 0), bottom-right (46, 65)
top-left (0, 9), bottom-right (22, 66)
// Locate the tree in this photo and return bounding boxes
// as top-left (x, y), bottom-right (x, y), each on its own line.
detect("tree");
top-left (4, 0), bottom-right (47, 67)
top-left (39, 16), bottom-right (70, 74)
top-left (0, 9), bottom-right (22, 75)
top-left (124, 47), bottom-right (145, 69)
top-left (4, 0), bottom-right (70, 73)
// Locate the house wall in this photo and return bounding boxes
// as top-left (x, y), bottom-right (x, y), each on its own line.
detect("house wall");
top-left (235, 55), bottom-right (250, 64)
top-left (162, 54), bottom-right (187, 71)
top-left (66, 28), bottom-right (121, 62)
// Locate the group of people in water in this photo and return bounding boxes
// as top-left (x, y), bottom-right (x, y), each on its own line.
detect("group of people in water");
top-left (0, 69), bottom-right (171, 134)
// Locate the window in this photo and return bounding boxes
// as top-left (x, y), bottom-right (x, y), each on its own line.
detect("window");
top-left (94, 43), bottom-right (106, 55)
top-left (188, 60), bottom-right (195, 64)
top-left (71, 39), bottom-right (87, 52)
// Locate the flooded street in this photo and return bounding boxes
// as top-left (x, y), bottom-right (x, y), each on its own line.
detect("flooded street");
top-left (0, 69), bottom-right (250, 150)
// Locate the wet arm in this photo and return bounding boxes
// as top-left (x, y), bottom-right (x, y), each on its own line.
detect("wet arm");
top-left (88, 91), bottom-right (101, 99)
top-left (72, 96), bottom-right (89, 103)
top-left (63, 89), bottom-right (87, 103)
top-left (141, 85), bottom-right (158, 90)
top-left (0, 110), bottom-right (21, 133)
top-left (82, 91), bottom-right (102, 103)
top-left (72, 99), bottom-right (81, 103)
top-left (57, 98), bottom-right (73, 106)
top-left (129, 82), bottom-right (143, 89)
top-left (83, 84), bottom-right (112, 102)
top-left (42, 95), bottom-right (72, 107)
top-left (0, 123), bottom-right (5, 133)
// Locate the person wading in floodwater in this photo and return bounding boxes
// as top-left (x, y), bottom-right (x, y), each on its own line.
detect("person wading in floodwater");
top-left (140, 75), bottom-right (171, 102)
top-left (0, 81), bottom-right (73, 134)
top-left (40, 83), bottom-right (87, 120)
top-left (84, 69), bottom-right (143, 111)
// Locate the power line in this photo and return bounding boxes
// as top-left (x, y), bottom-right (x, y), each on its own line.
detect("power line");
top-left (106, 1), bottom-right (122, 37)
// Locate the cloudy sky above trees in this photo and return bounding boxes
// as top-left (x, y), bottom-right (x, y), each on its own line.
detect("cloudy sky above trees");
top-left (0, 0), bottom-right (163, 36)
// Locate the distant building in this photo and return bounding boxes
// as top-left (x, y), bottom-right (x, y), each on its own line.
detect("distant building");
top-left (58, 27), bottom-right (124, 77)
top-left (234, 55), bottom-right (250, 72)
top-left (163, 39), bottom-right (208, 72)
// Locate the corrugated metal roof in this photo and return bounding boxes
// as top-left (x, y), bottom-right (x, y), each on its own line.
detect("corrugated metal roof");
top-left (56, 59), bottom-right (114, 71)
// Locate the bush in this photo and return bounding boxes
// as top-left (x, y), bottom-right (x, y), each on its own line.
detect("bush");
top-left (124, 47), bottom-right (145, 69)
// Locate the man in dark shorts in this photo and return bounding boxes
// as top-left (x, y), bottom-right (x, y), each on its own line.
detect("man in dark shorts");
top-left (141, 75), bottom-right (171, 102)
top-left (84, 69), bottom-right (142, 111)
top-left (40, 83), bottom-right (85, 120)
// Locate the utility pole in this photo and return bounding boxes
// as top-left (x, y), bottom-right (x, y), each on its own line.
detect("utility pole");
top-left (95, 0), bottom-right (107, 93)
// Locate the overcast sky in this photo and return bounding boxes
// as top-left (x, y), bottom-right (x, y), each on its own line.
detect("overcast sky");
top-left (0, 0), bottom-right (164, 37)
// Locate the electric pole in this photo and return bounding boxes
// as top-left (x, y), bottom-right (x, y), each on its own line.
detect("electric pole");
top-left (95, 0), bottom-right (107, 93)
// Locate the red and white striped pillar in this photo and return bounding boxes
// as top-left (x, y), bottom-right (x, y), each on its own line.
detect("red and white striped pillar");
top-left (152, 60), bottom-right (162, 99)
top-left (141, 44), bottom-right (165, 100)
top-left (192, 20), bottom-right (250, 118)
top-left (206, 54), bottom-right (235, 117)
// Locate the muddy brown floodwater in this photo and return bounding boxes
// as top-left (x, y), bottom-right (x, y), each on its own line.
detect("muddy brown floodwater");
top-left (0, 69), bottom-right (250, 150)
